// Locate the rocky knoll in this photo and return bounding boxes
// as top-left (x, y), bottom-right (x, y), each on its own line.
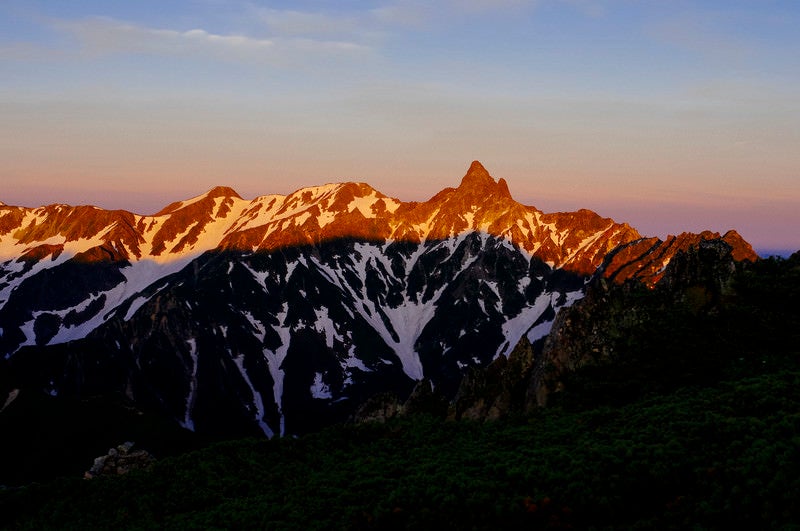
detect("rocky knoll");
top-left (84, 442), bottom-right (155, 479)
top-left (534, 236), bottom-right (752, 406)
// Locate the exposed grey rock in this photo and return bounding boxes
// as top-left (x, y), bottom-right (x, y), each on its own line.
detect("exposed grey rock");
top-left (353, 393), bottom-right (402, 424)
top-left (450, 337), bottom-right (536, 421)
top-left (84, 442), bottom-right (154, 479)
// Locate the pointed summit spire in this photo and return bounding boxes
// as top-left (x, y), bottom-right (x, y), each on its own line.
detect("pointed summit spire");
top-left (460, 161), bottom-right (494, 188)
top-left (456, 161), bottom-right (512, 200)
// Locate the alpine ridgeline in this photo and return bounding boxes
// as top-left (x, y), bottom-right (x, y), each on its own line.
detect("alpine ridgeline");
top-left (0, 162), bottom-right (757, 436)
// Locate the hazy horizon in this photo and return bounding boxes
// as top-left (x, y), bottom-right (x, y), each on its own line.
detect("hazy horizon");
top-left (2, 1), bottom-right (798, 251)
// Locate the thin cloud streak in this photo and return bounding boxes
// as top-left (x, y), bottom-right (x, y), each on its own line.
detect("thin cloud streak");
top-left (39, 16), bottom-right (371, 65)
top-left (247, 1), bottom-right (432, 44)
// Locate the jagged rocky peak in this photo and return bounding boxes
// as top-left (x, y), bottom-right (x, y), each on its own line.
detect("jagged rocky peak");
top-left (457, 160), bottom-right (512, 200)
top-left (600, 229), bottom-right (758, 287)
top-left (719, 229), bottom-right (759, 262)
top-left (461, 160), bottom-right (493, 185)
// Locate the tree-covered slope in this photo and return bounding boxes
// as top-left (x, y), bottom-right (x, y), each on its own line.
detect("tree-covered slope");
top-left (2, 370), bottom-right (799, 530)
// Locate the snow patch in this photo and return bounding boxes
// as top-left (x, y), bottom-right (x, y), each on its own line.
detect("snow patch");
top-left (496, 291), bottom-right (554, 359)
top-left (243, 311), bottom-right (267, 342)
top-left (314, 307), bottom-right (340, 349)
top-left (311, 242), bottom-right (477, 381)
top-left (310, 372), bottom-right (333, 399)
top-left (347, 191), bottom-right (386, 218)
top-left (263, 302), bottom-right (292, 436)
top-left (527, 320), bottom-right (554, 344)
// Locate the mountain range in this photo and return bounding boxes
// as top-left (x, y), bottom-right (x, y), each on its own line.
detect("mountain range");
top-left (0, 161), bottom-right (758, 437)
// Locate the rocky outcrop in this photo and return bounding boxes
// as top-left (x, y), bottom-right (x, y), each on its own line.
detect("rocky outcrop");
top-left (352, 393), bottom-right (402, 424)
top-left (352, 379), bottom-right (449, 423)
top-left (84, 442), bottom-right (155, 479)
top-left (600, 230), bottom-right (757, 287)
top-left (413, 233), bottom-right (761, 420)
top-left (355, 337), bottom-right (539, 424)
top-left (0, 389), bottom-right (19, 414)
top-left (532, 235), bottom-right (752, 407)
top-left (449, 337), bottom-right (536, 421)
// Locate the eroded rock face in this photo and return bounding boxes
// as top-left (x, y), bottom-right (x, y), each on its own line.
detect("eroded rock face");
top-left (355, 337), bottom-right (539, 424)
top-left (532, 235), bottom-right (750, 407)
top-left (352, 393), bottom-right (402, 424)
top-left (433, 234), bottom-right (761, 419)
top-left (84, 442), bottom-right (155, 479)
top-left (352, 379), bottom-right (449, 424)
top-left (450, 337), bottom-right (536, 421)
top-left (600, 230), bottom-right (757, 287)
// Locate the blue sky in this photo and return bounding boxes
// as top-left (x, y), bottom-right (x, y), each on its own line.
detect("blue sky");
top-left (1, 1), bottom-right (799, 252)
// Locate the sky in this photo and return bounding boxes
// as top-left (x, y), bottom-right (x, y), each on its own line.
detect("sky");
top-left (1, 1), bottom-right (798, 254)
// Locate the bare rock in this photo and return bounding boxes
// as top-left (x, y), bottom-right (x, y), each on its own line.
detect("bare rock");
top-left (84, 442), bottom-right (154, 479)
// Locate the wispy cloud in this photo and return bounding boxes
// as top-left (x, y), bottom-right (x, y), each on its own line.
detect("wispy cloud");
top-left (34, 15), bottom-right (370, 65)
top-left (247, 1), bottom-right (432, 44)
top-left (1, 1), bottom-right (598, 65)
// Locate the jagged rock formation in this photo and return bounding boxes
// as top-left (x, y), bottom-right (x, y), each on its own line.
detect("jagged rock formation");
top-left (449, 337), bottom-right (536, 421)
top-left (84, 442), bottom-right (155, 479)
top-left (532, 235), bottom-right (755, 407)
top-left (0, 161), bottom-right (758, 437)
top-left (352, 379), bottom-right (449, 423)
top-left (599, 229), bottom-right (756, 287)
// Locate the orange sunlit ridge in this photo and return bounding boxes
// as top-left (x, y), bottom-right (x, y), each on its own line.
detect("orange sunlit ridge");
top-left (0, 162), bottom-right (757, 286)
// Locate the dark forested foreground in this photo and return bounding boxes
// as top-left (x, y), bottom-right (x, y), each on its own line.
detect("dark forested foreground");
top-left (1, 254), bottom-right (799, 530)
top-left (2, 373), bottom-right (799, 530)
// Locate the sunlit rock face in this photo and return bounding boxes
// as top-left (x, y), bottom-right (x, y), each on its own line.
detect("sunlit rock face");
top-left (599, 230), bottom-right (758, 287)
top-left (0, 162), bottom-right (757, 436)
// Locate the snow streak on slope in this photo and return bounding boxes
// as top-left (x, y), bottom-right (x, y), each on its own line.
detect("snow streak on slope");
top-left (307, 244), bottom-right (434, 381)
top-left (182, 338), bottom-right (199, 431)
top-left (233, 353), bottom-right (274, 437)
top-left (265, 302), bottom-right (292, 437)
